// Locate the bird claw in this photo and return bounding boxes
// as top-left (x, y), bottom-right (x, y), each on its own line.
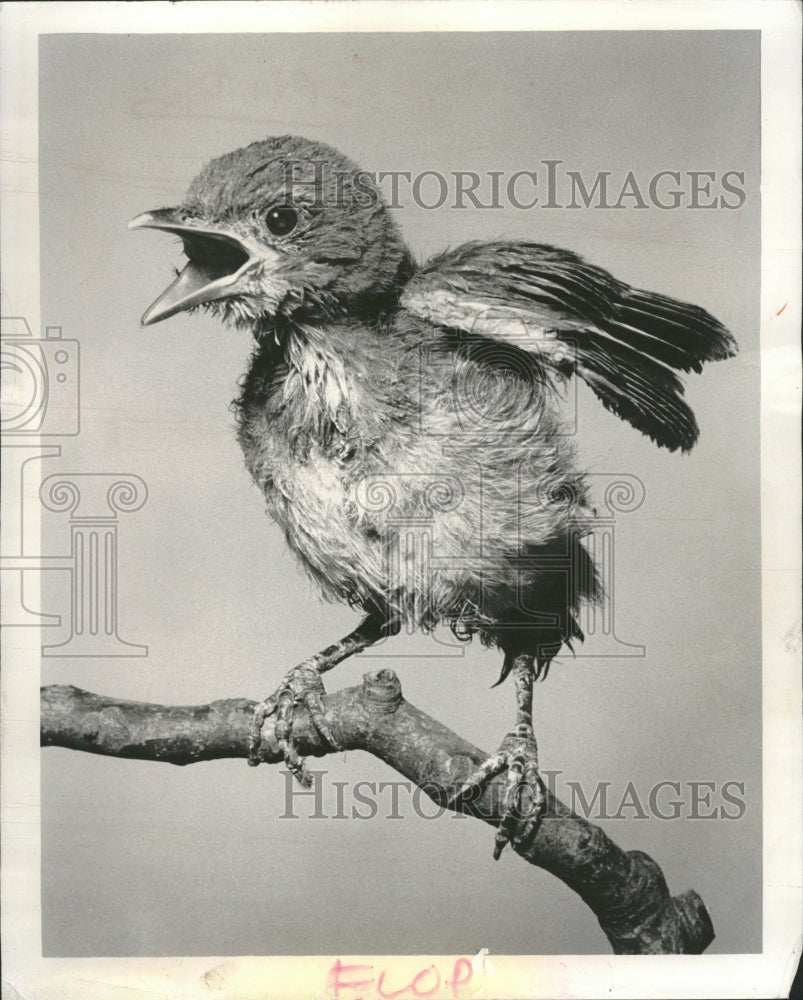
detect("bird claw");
top-left (248, 664), bottom-right (340, 783)
top-left (447, 724), bottom-right (545, 859)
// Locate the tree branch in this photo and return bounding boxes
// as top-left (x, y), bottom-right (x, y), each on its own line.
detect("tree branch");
top-left (40, 671), bottom-right (713, 955)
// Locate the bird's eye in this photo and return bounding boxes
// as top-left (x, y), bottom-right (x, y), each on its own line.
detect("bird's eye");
top-left (264, 205), bottom-right (298, 237)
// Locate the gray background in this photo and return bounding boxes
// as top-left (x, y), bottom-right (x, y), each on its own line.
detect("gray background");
top-left (39, 31), bottom-right (761, 955)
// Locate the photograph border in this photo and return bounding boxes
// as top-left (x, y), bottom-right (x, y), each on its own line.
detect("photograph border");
top-left (1, 3), bottom-right (800, 998)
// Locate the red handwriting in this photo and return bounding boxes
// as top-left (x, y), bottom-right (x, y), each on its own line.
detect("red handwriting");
top-left (325, 957), bottom-right (473, 1000)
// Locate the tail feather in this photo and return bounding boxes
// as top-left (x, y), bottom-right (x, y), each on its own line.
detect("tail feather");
top-left (491, 532), bottom-right (599, 684)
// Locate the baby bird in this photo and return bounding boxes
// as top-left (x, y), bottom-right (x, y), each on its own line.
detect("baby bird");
top-left (131, 136), bottom-right (735, 857)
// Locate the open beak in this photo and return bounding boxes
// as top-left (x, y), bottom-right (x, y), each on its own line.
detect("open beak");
top-left (129, 209), bottom-right (267, 325)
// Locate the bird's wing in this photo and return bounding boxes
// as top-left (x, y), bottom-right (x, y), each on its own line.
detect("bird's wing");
top-left (400, 241), bottom-right (737, 452)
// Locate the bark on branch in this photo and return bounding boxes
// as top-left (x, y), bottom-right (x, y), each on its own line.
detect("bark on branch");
top-left (40, 672), bottom-right (713, 955)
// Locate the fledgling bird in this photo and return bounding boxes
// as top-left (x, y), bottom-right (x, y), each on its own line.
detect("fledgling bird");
top-left (132, 136), bottom-right (736, 857)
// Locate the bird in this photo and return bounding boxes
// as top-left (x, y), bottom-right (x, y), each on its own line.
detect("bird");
top-left (131, 135), bottom-right (736, 858)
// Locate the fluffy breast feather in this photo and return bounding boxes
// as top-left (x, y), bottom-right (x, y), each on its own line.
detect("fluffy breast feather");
top-left (234, 314), bottom-right (593, 629)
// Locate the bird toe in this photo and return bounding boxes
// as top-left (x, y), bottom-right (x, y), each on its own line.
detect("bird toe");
top-left (247, 666), bottom-right (338, 776)
top-left (447, 730), bottom-right (545, 859)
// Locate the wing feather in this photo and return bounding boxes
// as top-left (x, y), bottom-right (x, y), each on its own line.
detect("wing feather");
top-left (401, 240), bottom-right (736, 452)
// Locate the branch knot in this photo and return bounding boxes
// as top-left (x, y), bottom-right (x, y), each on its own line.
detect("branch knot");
top-left (360, 669), bottom-right (402, 710)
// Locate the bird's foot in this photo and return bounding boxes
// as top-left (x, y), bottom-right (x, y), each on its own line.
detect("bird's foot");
top-left (447, 724), bottom-right (545, 859)
top-left (248, 664), bottom-right (339, 786)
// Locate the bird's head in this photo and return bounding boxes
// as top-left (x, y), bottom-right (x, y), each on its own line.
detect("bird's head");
top-left (130, 135), bottom-right (412, 333)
